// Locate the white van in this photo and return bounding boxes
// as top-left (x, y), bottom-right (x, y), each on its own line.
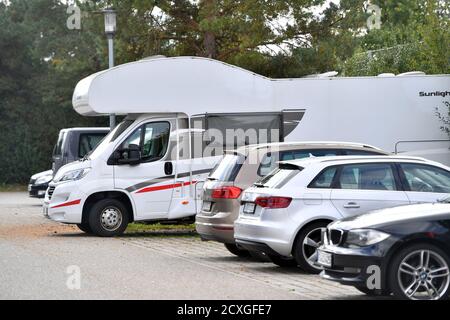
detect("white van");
top-left (43, 57), bottom-right (450, 236)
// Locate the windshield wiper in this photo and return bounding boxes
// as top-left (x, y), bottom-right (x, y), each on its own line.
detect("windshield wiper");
top-left (437, 197), bottom-right (450, 204)
top-left (253, 182), bottom-right (266, 188)
top-left (81, 151), bottom-right (93, 161)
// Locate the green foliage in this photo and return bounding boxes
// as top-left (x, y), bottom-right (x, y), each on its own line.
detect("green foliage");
top-left (342, 0), bottom-right (450, 75)
top-left (0, 0), bottom-right (107, 184)
top-left (0, 0), bottom-right (448, 184)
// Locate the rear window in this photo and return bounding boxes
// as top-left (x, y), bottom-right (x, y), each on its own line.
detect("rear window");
top-left (257, 148), bottom-right (385, 177)
top-left (209, 154), bottom-right (245, 182)
top-left (255, 165), bottom-right (301, 189)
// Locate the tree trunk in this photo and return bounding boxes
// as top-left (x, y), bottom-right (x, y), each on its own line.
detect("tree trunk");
top-left (201, 0), bottom-right (217, 59)
top-left (204, 31), bottom-right (217, 58)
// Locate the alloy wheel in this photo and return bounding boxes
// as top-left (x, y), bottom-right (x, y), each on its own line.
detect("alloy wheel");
top-left (302, 227), bottom-right (325, 271)
top-left (398, 249), bottom-right (450, 300)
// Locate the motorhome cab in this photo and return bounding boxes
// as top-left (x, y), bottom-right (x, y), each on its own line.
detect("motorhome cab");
top-left (43, 56), bottom-right (449, 236)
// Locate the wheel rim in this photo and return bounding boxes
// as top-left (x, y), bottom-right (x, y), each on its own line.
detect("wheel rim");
top-left (302, 227), bottom-right (325, 270)
top-left (398, 249), bottom-right (450, 300)
top-left (100, 206), bottom-right (123, 232)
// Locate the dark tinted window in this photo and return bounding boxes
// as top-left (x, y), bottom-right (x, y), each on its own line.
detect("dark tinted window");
top-left (343, 149), bottom-right (385, 156)
top-left (78, 133), bottom-right (107, 158)
top-left (337, 163), bottom-right (396, 190)
top-left (255, 166), bottom-right (301, 189)
top-left (400, 164), bottom-right (450, 193)
top-left (309, 167), bottom-right (338, 189)
top-left (209, 154), bottom-right (245, 182)
top-left (258, 149), bottom-right (341, 177)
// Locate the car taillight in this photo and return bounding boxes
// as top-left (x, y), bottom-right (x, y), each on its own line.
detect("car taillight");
top-left (211, 186), bottom-right (242, 199)
top-left (255, 197), bottom-right (292, 209)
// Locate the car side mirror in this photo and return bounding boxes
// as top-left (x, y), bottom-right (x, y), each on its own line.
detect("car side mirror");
top-left (118, 144), bottom-right (141, 165)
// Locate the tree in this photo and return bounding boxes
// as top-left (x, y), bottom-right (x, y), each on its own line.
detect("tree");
top-left (342, 0), bottom-right (450, 75)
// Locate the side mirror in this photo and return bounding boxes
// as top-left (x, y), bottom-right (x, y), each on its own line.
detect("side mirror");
top-left (118, 144), bottom-right (141, 165)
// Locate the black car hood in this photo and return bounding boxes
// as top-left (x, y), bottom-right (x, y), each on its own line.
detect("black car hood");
top-left (330, 203), bottom-right (450, 230)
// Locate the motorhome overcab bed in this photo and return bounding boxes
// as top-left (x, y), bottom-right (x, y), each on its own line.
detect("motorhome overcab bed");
top-left (44, 56), bottom-right (450, 236)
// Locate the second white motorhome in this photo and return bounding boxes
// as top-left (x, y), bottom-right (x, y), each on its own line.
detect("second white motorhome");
top-left (44, 56), bottom-right (449, 236)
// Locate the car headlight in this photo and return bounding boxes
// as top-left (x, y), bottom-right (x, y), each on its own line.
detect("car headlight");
top-left (35, 175), bottom-right (53, 185)
top-left (55, 168), bottom-right (91, 183)
top-left (345, 229), bottom-right (390, 247)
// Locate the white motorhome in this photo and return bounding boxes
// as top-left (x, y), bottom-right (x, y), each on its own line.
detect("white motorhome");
top-left (43, 56), bottom-right (450, 236)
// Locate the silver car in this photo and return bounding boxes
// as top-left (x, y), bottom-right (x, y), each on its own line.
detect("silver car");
top-left (195, 142), bottom-right (388, 257)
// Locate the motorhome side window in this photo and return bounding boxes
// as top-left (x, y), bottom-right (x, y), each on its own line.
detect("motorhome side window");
top-left (121, 122), bottom-right (170, 162)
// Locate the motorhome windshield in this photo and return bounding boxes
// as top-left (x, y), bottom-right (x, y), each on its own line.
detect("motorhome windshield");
top-left (87, 120), bottom-right (133, 160)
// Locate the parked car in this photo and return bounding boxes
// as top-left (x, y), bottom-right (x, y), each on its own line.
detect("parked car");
top-left (52, 127), bottom-right (110, 173)
top-left (28, 128), bottom-right (109, 198)
top-left (318, 198), bottom-right (450, 300)
top-left (196, 142), bottom-right (388, 257)
top-left (234, 156), bottom-right (450, 273)
top-left (28, 170), bottom-right (53, 198)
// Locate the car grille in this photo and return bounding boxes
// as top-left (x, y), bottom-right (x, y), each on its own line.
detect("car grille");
top-left (328, 229), bottom-right (344, 246)
top-left (47, 186), bottom-right (55, 200)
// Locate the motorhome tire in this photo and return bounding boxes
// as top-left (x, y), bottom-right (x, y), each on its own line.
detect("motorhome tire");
top-left (88, 198), bottom-right (129, 237)
top-left (76, 223), bottom-right (93, 234)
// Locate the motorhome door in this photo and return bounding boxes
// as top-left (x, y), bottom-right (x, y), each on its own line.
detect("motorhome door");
top-left (113, 120), bottom-right (175, 220)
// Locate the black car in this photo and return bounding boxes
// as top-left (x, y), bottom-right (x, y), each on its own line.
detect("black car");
top-left (318, 198), bottom-right (450, 300)
top-left (29, 170), bottom-right (53, 198)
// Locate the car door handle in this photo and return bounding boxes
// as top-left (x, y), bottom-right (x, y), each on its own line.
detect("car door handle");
top-left (343, 202), bottom-right (360, 209)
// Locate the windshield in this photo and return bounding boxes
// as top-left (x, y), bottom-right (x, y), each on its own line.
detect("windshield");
top-left (209, 153), bottom-right (245, 182)
top-left (53, 131), bottom-right (67, 157)
top-left (87, 120), bottom-right (133, 160)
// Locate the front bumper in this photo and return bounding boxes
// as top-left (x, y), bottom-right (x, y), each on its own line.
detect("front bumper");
top-left (28, 184), bottom-right (48, 198)
top-left (44, 181), bottom-right (85, 224)
top-left (319, 244), bottom-right (388, 289)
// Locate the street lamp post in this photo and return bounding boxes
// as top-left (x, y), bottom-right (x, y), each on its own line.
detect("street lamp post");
top-left (103, 8), bottom-right (117, 130)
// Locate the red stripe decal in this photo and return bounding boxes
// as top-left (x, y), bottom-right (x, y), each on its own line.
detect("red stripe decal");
top-left (136, 181), bottom-right (197, 194)
top-left (51, 199), bottom-right (81, 209)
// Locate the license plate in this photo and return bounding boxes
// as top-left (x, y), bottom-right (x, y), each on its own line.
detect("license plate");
top-left (202, 201), bottom-right (212, 212)
top-left (28, 185), bottom-right (32, 192)
top-left (243, 202), bottom-right (256, 214)
top-left (43, 205), bottom-right (49, 216)
top-left (318, 250), bottom-right (332, 268)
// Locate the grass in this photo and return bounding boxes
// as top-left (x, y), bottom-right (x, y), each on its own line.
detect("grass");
top-left (124, 222), bottom-right (198, 237)
top-left (0, 184), bottom-right (27, 192)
